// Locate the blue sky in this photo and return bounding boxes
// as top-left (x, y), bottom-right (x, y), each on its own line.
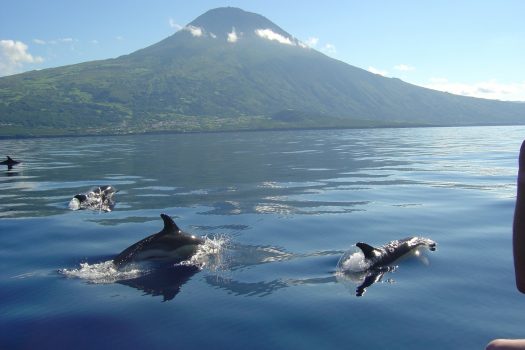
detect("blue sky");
top-left (1, 0), bottom-right (524, 101)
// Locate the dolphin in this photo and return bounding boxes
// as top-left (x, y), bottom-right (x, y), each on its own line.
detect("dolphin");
top-left (356, 236), bottom-right (436, 270)
top-left (69, 185), bottom-right (117, 212)
top-left (0, 156), bottom-right (20, 169)
top-left (338, 236), bottom-right (436, 296)
top-left (113, 214), bottom-right (204, 269)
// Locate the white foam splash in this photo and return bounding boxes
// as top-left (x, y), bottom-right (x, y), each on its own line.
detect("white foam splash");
top-left (336, 248), bottom-right (371, 273)
top-left (59, 261), bottom-right (143, 284)
top-left (180, 235), bottom-right (230, 271)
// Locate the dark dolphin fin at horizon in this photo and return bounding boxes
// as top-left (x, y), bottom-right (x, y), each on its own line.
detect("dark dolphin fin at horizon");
top-left (1, 155), bottom-right (20, 169)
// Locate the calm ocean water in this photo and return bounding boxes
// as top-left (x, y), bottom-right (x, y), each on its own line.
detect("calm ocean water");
top-left (1, 126), bottom-right (524, 349)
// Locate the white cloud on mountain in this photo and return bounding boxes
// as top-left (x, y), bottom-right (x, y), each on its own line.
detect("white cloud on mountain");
top-left (255, 28), bottom-right (293, 45)
top-left (227, 28), bottom-right (238, 43)
top-left (322, 43), bottom-right (336, 54)
top-left (0, 39), bottom-right (43, 76)
top-left (305, 37), bottom-right (319, 47)
top-left (368, 66), bottom-right (389, 77)
top-left (184, 25), bottom-right (204, 37)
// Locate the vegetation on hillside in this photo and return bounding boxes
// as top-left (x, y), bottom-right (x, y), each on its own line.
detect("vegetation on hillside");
top-left (1, 7), bottom-right (524, 137)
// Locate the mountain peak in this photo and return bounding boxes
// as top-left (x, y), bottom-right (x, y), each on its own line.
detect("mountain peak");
top-left (183, 7), bottom-right (298, 45)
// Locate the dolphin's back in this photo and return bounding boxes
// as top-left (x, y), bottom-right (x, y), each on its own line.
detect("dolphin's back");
top-left (113, 214), bottom-right (203, 268)
top-left (113, 233), bottom-right (158, 267)
top-left (356, 236), bottom-right (436, 268)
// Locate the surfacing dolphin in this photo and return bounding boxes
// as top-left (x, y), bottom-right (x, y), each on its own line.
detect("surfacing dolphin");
top-left (113, 214), bottom-right (204, 269)
top-left (338, 236), bottom-right (436, 296)
top-left (69, 185), bottom-right (117, 212)
top-left (356, 236), bottom-right (436, 270)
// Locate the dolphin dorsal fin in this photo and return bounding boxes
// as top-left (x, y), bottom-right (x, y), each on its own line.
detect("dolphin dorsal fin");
top-left (356, 242), bottom-right (379, 259)
top-left (160, 213), bottom-right (181, 235)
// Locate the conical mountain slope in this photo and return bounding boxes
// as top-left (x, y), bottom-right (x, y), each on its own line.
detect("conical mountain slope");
top-left (0, 7), bottom-right (524, 136)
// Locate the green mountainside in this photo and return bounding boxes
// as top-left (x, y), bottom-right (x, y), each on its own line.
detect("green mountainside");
top-left (1, 7), bottom-right (524, 137)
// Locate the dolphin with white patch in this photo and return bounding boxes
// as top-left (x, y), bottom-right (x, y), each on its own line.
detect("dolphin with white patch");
top-left (69, 185), bottom-right (117, 212)
top-left (338, 236), bottom-right (436, 296)
top-left (113, 214), bottom-right (204, 269)
top-left (355, 236), bottom-right (436, 270)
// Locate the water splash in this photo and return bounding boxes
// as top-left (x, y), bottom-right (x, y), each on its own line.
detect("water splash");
top-left (335, 246), bottom-right (371, 273)
top-left (59, 261), bottom-right (143, 284)
top-left (180, 235), bottom-right (230, 271)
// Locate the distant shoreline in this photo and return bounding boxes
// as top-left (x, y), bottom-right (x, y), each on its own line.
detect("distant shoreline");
top-left (0, 122), bottom-right (521, 140)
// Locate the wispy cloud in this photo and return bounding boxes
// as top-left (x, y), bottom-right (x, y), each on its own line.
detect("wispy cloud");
top-left (301, 36), bottom-right (336, 53)
top-left (368, 66), bottom-right (389, 77)
top-left (169, 18), bottom-right (182, 30)
top-left (305, 37), bottom-right (319, 48)
top-left (0, 39), bottom-right (43, 76)
top-left (32, 37), bottom-right (77, 45)
top-left (322, 43), bottom-right (336, 54)
top-left (424, 78), bottom-right (525, 101)
top-left (255, 28), bottom-right (293, 45)
top-left (394, 64), bottom-right (415, 71)
top-left (227, 27), bottom-right (238, 43)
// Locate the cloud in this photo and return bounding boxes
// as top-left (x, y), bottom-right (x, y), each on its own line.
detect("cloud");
top-left (394, 64), bottom-right (415, 71)
top-left (169, 18), bottom-right (182, 30)
top-left (305, 37), bottom-right (319, 48)
top-left (255, 28), bottom-right (293, 45)
top-left (227, 27), bottom-right (238, 43)
top-left (424, 78), bottom-right (525, 101)
top-left (184, 25), bottom-right (203, 37)
top-left (322, 43), bottom-right (336, 54)
top-left (300, 37), bottom-right (336, 54)
top-left (298, 41), bottom-right (308, 49)
top-left (368, 66), bottom-right (389, 77)
top-left (32, 38), bottom-right (77, 45)
top-left (0, 40), bottom-right (43, 76)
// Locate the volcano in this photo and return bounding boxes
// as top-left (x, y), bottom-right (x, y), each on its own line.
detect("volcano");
top-left (1, 7), bottom-right (524, 136)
